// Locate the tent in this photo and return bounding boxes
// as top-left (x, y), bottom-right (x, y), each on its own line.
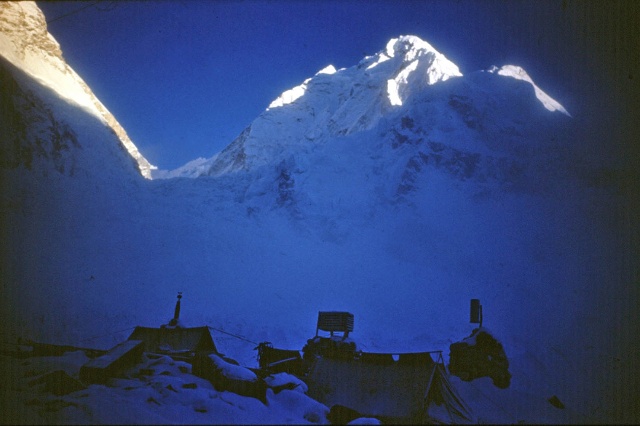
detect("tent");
top-left (255, 342), bottom-right (306, 376)
top-left (305, 351), bottom-right (474, 424)
top-left (126, 326), bottom-right (218, 358)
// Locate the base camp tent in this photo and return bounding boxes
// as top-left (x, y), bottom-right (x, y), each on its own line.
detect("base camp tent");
top-left (124, 294), bottom-right (219, 359)
top-left (127, 326), bottom-right (218, 358)
top-left (305, 351), bottom-right (474, 424)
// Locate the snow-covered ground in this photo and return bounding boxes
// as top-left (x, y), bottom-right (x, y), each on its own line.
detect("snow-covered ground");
top-left (1, 2), bottom-right (639, 424)
top-left (0, 350), bottom-right (332, 425)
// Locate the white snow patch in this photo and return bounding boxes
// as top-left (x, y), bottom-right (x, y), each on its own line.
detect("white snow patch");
top-left (268, 80), bottom-right (309, 109)
top-left (316, 64), bottom-right (336, 75)
top-left (264, 373), bottom-right (309, 393)
top-left (208, 354), bottom-right (258, 382)
top-left (387, 59), bottom-right (419, 106)
top-left (489, 65), bottom-right (571, 116)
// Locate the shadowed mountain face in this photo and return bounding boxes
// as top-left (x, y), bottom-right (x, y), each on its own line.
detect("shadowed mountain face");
top-left (1, 3), bottom-right (639, 423)
top-left (0, 57), bottom-right (144, 181)
top-left (0, 2), bottom-right (154, 179)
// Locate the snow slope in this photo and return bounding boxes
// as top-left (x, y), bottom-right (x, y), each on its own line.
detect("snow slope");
top-left (2, 2), bottom-right (639, 424)
top-left (0, 2), bottom-right (154, 179)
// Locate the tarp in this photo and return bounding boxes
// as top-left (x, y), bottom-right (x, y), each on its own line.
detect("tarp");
top-left (306, 351), bottom-right (474, 424)
top-left (127, 326), bottom-right (217, 356)
top-left (256, 343), bottom-right (305, 376)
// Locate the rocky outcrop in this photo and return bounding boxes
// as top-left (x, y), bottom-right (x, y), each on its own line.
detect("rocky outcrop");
top-left (0, 1), bottom-right (154, 178)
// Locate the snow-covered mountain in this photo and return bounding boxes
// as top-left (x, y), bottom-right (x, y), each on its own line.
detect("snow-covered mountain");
top-left (1, 2), bottom-right (639, 424)
top-left (157, 35), bottom-right (569, 180)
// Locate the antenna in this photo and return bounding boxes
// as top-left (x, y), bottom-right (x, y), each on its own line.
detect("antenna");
top-left (168, 292), bottom-right (182, 326)
top-left (173, 292), bottom-right (183, 321)
top-left (470, 298), bottom-right (483, 328)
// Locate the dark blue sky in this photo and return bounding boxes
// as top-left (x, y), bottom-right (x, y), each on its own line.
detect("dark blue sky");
top-left (38, 1), bottom-right (638, 170)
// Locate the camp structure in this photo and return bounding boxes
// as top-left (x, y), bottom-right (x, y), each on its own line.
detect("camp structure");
top-left (306, 350), bottom-right (474, 424)
top-left (125, 292), bottom-right (219, 360)
top-left (315, 311), bottom-right (354, 340)
top-left (126, 325), bottom-right (218, 360)
top-left (256, 311), bottom-right (475, 424)
top-left (255, 342), bottom-right (306, 376)
top-left (80, 293), bottom-right (221, 384)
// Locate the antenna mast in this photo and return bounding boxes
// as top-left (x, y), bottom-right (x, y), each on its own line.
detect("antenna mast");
top-left (169, 292), bottom-right (182, 326)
